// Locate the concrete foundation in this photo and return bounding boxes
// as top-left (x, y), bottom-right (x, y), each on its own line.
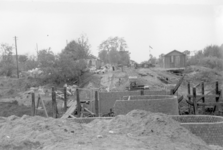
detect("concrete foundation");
top-left (172, 115), bottom-right (223, 146)
top-left (98, 90), bottom-right (169, 115)
top-left (114, 96), bottom-right (179, 115)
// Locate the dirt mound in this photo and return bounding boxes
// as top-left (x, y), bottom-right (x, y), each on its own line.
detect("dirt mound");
top-left (0, 110), bottom-right (221, 150)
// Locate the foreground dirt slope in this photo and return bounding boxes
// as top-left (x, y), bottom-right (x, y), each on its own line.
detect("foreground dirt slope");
top-left (0, 110), bottom-right (222, 150)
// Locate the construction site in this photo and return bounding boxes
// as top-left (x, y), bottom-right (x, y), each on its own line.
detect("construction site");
top-left (0, 65), bottom-right (223, 150)
top-left (0, 1), bottom-right (223, 150)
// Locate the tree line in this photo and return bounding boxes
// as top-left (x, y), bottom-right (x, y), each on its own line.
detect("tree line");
top-left (0, 35), bottom-right (131, 84)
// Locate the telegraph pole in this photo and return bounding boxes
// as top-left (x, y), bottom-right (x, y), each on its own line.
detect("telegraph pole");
top-left (36, 43), bottom-right (39, 55)
top-left (14, 36), bottom-right (19, 78)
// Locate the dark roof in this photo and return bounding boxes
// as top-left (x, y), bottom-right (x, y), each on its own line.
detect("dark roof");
top-left (164, 50), bottom-right (186, 56)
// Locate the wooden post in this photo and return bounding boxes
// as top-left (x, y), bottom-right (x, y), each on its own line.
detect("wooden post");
top-left (31, 92), bottom-right (36, 116)
top-left (52, 87), bottom-right (58, 118)
top-left (140, 90), bottom-right (144, 95)
top-left (76, 88), bottom-right (81, 117)
top-left (193, 87), bottom-right (198, 115)
top-left (36, 94), bottom-right (40, 109)
top-left (201, 82), bottom-right (205, 113)
top-left (215, 81), bottom-right (219, 114)
top-left (95, 91), bottom-right (99, 117)
top-left (188, 82), bottom-right (191, 114)
top-left (64, 87), bottom-right (67, 112)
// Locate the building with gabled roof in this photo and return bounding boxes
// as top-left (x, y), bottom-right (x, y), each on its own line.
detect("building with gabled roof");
top-left (162, 50), bottom-right (186, 68)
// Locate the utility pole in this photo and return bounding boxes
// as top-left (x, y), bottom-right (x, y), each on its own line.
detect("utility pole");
top-left (36, 43), bottom-right (38, 55)
top-left (14, 36), bottom-right (19, 78)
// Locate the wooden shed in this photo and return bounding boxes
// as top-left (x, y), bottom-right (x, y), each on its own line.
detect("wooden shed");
top-left (163, 50), bottom-right (186, 68)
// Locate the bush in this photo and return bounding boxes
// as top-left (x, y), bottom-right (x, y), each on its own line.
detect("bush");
top-left (198, 57), bottom-right (223, 70)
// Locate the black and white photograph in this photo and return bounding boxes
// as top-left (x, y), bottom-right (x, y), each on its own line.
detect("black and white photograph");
top-left (0, 0), bottom-right (223, 149)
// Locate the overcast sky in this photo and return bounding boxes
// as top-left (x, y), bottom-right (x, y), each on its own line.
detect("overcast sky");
top-left (0, 0), bottom-right (222, 63)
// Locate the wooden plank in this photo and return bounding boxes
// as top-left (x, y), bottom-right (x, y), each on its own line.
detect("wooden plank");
top-left (61, 100), bottom-right (77, 119)
top-left (172, 75), bottom-right (184, 95)
top-left (194, 83), bottom-right (201, 88)
top-left (40, 97), bottom-right (48, 118)
top-left (197, 102), bottom-right (223, 106)
top-left (69, 114), bottom-right (76, 118)
top-left (178, 95), bottom-right (183, 103)
top-left (186, 99), bottom-right (193, 106)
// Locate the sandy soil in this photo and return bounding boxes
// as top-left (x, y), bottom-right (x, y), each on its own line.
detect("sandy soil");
top-left (0, 110), bottom-right (222, 150)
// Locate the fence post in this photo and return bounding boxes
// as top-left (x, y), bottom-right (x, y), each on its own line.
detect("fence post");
top-left (31, 92), bottom-right (36, 116)
top-left (64, 87), bottom-right (67, 112)
top-left (201, 82), bottom-right (205, 113)
top-left (95, 91), bottom-right (99, 117)
top-left (76, 88), bottom-right (81, 117)
top-left (215, 81), bottom-right (219, 114)
top-left (193, 87), bottom-right (198, 115)
top-left (188, 82), bottom-right (191, 114)
top-left (52, 87), bottom-right (58, 118)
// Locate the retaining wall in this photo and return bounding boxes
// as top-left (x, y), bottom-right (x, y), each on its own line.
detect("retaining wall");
top-left (69, 115), bottom-right (223, 146)
top-left (172, 115), bottom-right (223, 146)
top-left (98, 90), bottom-right (169, 115)
top-left (114, 96), bottom-right (179, 115)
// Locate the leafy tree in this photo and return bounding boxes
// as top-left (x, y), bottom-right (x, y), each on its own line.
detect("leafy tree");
top-left (183, 50), bottom-right (190, 56)
top-left (77, 34), bottom-right (91, 57)
top-left (37, 49), bottom-right (55, 68)
top-left (25, 55), bottom-right (38, 71)
top-left (98, 50), bottom-right (109, 64)
top-left (0, 44), bottom-right (15, 76)
top-left (99, 36), bottom-right (128, 52)
top-left (203, 45), bottom-right (222, 58)
top-left (108, 48), bottom-right (120, 65)
top-left (187, 44), bottom-right (223, 70)
top-left (98, 36), bottom-right (130, 65)
top-left (119, 50), bottom-right (130, 66)
top-left (46, 35), bottom-right (91, 84)
top-left (148, 54), bottom-right (157, 64)
top-left (18, 55), bottom-right (28, 63)
top-left (63, 35), bottom-right (90, 61)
